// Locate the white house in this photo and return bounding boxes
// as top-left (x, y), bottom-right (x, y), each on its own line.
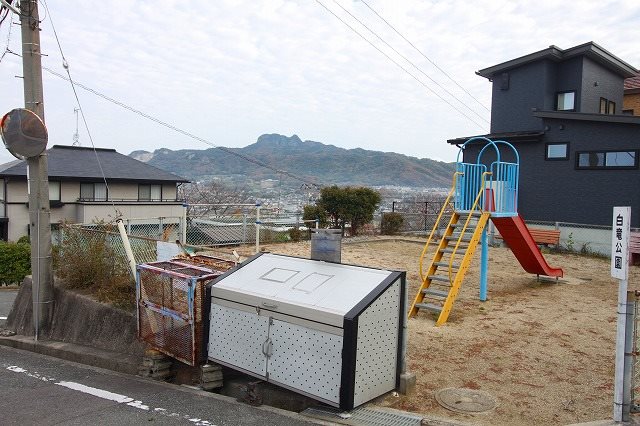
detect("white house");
top-left (0, 145), bottom-right (189, 241)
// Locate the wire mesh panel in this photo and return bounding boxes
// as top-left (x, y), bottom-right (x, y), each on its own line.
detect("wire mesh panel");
top-left (188, 216), bottom-right (255, 246)
top-left (137, 260), bottom-right (230, 366)
top-left (123, 217), bottom-right (183, 241)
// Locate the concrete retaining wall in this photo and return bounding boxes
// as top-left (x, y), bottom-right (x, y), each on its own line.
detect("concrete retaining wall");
top-left (6, 277), bottom-right (144, 356)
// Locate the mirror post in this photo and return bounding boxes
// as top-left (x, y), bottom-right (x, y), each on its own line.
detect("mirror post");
top-left (21, 0), bottom-right (53, 339)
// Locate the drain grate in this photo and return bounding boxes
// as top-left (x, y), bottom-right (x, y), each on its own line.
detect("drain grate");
top-left (350, 407), bottom-right (423, 426)
top-left (435, 387), bottom-right (497, 414)
top-left (301, 406), bottom-right (422, 426)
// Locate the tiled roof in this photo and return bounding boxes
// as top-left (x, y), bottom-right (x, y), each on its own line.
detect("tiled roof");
top-left (624, 73), bottom-right (640, 90)
top-left (0, 145), bottom-right (189, 182)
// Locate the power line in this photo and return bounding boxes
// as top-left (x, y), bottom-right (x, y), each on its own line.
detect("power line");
top-left (331, 0), bottom-right (488, 124)
top-left (314, 0), bottom-right (487, 130)
top-left (4, 48), bottom-right (323, 189)
top-left (359, 0), bottom-right (490, 113)
top-left (0, 7), bottom-right (13, 64)
top-left (40, 0), bottom-right (119, 213)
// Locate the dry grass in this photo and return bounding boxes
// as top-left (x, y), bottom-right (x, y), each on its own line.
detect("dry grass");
top-left (259, 236), bottom-right (640, 425)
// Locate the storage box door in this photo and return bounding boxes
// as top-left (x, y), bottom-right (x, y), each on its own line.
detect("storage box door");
top-left (268, 319), bottom-right (343, 405)
top-left (208, 303), bottom-right (269, 377)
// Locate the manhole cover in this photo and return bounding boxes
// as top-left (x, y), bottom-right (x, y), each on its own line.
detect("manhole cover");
top-left (435, 388), bottom-right (497, 414)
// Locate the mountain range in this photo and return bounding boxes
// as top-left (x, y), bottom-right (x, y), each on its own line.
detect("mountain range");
top-left (129, 134), bottom-right (455, 188)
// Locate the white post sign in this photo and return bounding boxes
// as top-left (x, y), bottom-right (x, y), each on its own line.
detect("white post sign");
top-left (612, 206), bottom-right (631, 422)
top-left (611, 206), bottom-right (630, 280)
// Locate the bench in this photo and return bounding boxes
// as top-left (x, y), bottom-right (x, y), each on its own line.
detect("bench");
top-left (527, 229), bottom-right (561, 247)
top-left (495, 228), bottom-right (561, 247)
top-left (631, 232), bottom-right (640, 265)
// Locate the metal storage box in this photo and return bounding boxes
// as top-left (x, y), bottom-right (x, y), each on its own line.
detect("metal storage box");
top-left (208, 253), bottom-right (406, 410)
top-left (137, 255), bottom-right (235, 366)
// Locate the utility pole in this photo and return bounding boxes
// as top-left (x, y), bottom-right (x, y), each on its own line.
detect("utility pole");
top-left (20, 0), bottom-right (53, 338)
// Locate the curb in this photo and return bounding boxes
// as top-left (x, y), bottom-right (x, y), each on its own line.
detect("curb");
top-left (0, 334), bottom-right (141, 375)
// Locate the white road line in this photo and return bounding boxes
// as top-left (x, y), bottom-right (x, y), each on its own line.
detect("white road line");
top-left (4, 364), bottom-right (216, 425)
top-left (0, 316), bottom-right (8, 320)
top-left (55, 381), bottom-right (137, 404)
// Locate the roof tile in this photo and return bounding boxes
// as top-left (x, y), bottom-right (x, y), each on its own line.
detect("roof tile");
top-left (0, 145), bottom-right (189, 182)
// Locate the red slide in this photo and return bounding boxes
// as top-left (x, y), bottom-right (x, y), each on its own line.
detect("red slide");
top-left (491, 214), bottom-right (563, 278)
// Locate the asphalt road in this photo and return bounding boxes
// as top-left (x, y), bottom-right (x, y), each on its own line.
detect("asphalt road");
top-left (0, 345), bottom-right (318, 425)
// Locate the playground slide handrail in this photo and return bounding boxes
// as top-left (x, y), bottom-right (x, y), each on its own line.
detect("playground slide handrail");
top-left (418, 172), bottom-right (461, 282)
top-left (447, 171), bottom-right (492, 284)
top-left (477, 139), bottom-right (520, 166)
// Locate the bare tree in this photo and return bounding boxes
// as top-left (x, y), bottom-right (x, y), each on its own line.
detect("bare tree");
top-left (179, 181), bottom-right (252, 217)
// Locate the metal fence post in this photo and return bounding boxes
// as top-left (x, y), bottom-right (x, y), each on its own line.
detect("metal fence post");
top-left (255, 203), bottom-right (261, 254)
top-left (158, 217), bottom-right (164, 239)
top-left (181, 204), bottom-right (187, 244)
top-left (624, 290), bottom-right (635, 420)
top-left (424, 202), bottom-right (428, 233)
top-left (242, 211), bottom-right (247, 244)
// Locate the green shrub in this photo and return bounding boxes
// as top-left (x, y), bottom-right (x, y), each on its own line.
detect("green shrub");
top-left (381, 212), bottom-right (404, 235)
top-left (16, 235), bottom-right (31, 245)
top-left (289, 227), bottom-right (303, 242)
top-left (0, 240), bottom-right (31, 286)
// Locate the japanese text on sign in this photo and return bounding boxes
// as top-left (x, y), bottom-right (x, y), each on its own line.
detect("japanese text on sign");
top-left (611, 207), bottom-right (630, 280)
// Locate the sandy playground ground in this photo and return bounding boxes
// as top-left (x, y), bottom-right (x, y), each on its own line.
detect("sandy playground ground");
top-left (258, 236), bottom-right (640, 426)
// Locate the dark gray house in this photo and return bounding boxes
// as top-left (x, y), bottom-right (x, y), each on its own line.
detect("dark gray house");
top-left (449, 42), bottom-right (640, 227)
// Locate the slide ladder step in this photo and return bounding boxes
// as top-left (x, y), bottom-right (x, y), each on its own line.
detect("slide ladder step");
top-left (434, 261), bottom-right (460, 269)
top-left (414, 303), bottom-right (442, 314)
top-left (428, 275), bottom-right (452, 283)
top-left (422, 288), bottom-right (449, 298)
top-left (440, 247), bottom-right (468, 254)
top-left (444, 235), bottom-right (472, 243)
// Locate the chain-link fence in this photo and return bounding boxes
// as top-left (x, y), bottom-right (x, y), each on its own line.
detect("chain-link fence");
top-left (57, 204), bottom-right (638, 258)
top-left (186, 205), bottom-right (314, 247)
top-left (121, 217), bottom-right (183, 242)
top-left (54, 206), bottom-right (318, 266)
top-left (381, 200), bottom-right (449, 235)
top-left (55, 223), bottom-right (159, 265)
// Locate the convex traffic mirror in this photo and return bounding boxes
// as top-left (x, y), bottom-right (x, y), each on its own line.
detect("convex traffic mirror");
top-left (1, 108), bottom-right (48, 160)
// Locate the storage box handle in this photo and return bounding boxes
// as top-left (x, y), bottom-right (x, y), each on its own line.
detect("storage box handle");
top-left (261, 338), bottom-right (273, 357)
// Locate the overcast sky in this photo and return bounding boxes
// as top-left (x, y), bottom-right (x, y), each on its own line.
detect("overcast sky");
top-left (0, 0), bottom-right (638, 167)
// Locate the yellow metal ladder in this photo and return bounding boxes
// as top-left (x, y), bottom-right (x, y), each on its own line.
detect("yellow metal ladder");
top-left (408, 172), bottom-right (491, 326)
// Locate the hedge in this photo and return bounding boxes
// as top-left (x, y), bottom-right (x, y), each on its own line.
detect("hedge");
top-left (0, 241), bottom-right (31, 286)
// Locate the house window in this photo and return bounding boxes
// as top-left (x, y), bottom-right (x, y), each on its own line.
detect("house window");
top-left (49, 181), bottom-right (61, 202)
top-left (599, 98), bottom-right (607, 114)
top-left (599, 97), bottom-right (616, 114)
top-left (577, 151), bottom-right (638, 169)
top-left (556, 91), bottom-right (575, 111)
top-left (139, 184), bottom-right (162, 201)
top-left (80, 182), bottom-right (108, 201)
top-left (546, 143), bottom-right (569, 160)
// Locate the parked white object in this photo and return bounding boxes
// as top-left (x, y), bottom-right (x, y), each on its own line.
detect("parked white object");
top-left (208, 253), bottom-right (406, 410)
